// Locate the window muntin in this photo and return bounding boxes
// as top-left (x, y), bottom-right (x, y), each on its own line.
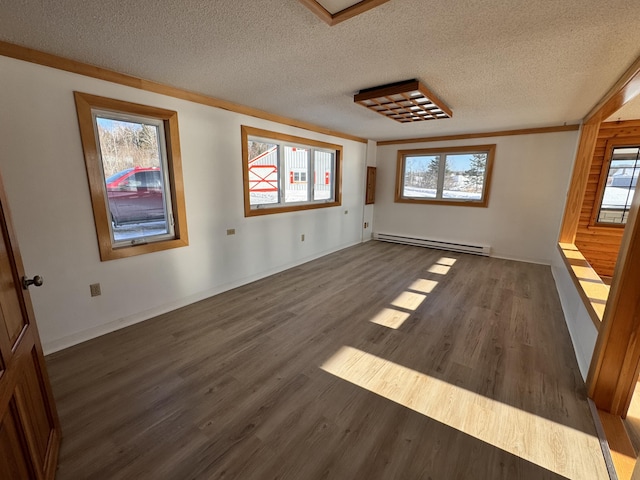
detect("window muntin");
top-left (595, 145), bottom-right (639, 226)
top-left (74, 92), bottom-right (188, 261)
top-left (242, 126), bottom-right (342, 216)
top-left (292, 171), bottom-right (307, 183)
top-left (395, 145), bottom-right (495, 207)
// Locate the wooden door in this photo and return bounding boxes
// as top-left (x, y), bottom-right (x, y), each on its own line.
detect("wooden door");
top-left (0, 171), bottom-right (60, 479)
top-left (365, 166), bottom-right (376, 205)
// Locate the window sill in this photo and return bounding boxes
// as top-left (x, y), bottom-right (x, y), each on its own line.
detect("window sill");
top-left (558, 242), bottom-right (609, 329)
top-left (394, 197), bottom-right (488, 208)
top-left (246, 200), bottom-right (341, 217)
top-left (586, 224), bottom-right (626, 232)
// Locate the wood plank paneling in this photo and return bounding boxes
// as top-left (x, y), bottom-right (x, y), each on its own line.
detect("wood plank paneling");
top-left (46, 242), bottom-right (608, 479)
top-left (574, 121), bottom-right (640, 277)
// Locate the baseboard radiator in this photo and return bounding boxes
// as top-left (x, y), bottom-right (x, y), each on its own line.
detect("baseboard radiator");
top-left (374, 232), bottom-right (491, 256)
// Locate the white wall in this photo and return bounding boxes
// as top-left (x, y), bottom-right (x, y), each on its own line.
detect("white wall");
top-left (375, 132), bottom-right (579, 264)
top-left (550, 248), bottom-right (598, 379)
top-left (0, 56), bottom-right (368, 353)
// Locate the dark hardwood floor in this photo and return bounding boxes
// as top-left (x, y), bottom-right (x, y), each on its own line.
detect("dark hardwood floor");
top-left (46, 241), bottom-right (608, 479)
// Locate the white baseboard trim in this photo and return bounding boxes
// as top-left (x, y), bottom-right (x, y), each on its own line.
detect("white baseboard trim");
top-left (490, 252), bottom-right (551, 266)
top-left (43, 239), bottom-right (362, 355)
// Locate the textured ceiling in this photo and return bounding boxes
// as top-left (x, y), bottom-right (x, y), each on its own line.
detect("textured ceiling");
top-left (1, 0), bottom-right (640, 141)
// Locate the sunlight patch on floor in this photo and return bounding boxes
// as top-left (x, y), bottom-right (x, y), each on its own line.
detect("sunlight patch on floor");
top-left (369, 308), bottom-right (411, 329)
top-left (390, 291), bottom-right (426, 311)
top-left (372, 278), bottom-right (438, 329)
top-left (436, 257), bottom-right (457, 266)
top-left (320, 345), bottom-right (605, 479)
top-left (408, 278), bottom-right (439, 294)
top-left (428, 264), bottom-right (451, 275)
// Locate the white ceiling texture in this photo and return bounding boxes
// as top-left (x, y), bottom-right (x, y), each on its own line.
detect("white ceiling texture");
top-left (1, 0), bottom-right (640, 141)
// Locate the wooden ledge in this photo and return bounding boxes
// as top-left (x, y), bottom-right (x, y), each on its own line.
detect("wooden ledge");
top-left (558, 243), bottom-right (609, 329)
top-left (598, 408), bottom-right (637, 479)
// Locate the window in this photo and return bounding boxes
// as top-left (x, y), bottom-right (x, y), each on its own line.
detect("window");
top-left (395, 144), bottom-right (495, 207)
top-left (292, 171), bottom-right (307, 183)
top-left (74, 92), bottom-right (188, 261)
top-left (593, 141), bottom-right (640, 226)
top-left (241, 126), bottom-right (342, 216)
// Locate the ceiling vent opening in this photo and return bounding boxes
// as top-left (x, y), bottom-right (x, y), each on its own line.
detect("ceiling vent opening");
top-left (354, 79), bottom-right (452, 123)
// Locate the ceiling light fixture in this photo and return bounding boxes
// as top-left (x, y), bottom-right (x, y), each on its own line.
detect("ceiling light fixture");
top-left (354, 79), bottom-right (452, 123)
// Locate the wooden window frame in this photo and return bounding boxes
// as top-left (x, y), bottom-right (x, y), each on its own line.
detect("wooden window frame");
top-left (590, 137), bottom-right (640, 228)
top-left (394, 144), bottom-right (495, 208)
top-left (74, 92), bottom-right (189, 261)
top-left (241, 126), bottom-right (342, 217)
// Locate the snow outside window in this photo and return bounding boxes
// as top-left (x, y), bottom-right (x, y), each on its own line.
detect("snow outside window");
top-left (395, 145), bottom-right (496, 208)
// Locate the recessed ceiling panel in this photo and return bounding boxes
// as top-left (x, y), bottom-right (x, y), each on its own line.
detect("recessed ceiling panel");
top-left (317, 0), bottom-right (362, 14)
top-left (299, 0), bottom-right (392, 25)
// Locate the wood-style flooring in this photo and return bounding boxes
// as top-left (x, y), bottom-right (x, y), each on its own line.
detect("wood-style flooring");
top-left (45, 241), bottom-right (609, 479)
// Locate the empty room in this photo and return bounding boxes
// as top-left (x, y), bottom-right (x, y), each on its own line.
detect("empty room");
top-left (2, 1), bottom-right (640, 479)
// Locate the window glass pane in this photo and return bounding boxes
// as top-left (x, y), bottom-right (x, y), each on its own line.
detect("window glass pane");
top-left (598, 147), bottom-right (640, 224)
top-left (283, 146), bottom-right (309, 203)
top-left (248, 141), bottom-right (279, 206)
top-left (242, 126), bottom-right (342, 215)
top-left (442, 153), bottom-right (487, 200)
top-left (95, 117), bottom-right (171, 243)
top-left (314, 150), bottom-right (334, 201)
top-left (403, 155), bottom-right (439, 198)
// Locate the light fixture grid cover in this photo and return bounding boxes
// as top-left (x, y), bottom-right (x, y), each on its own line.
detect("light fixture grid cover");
top-left (354, 80), bottom-right (452, 123)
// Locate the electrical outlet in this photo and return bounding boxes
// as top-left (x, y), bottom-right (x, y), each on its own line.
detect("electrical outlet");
top-left (364, 222), bottom-right (369, 229)
top-left (90, 283), bottom-right (101, 297)
top-left (301, 234), bottom-right (305, 242)
top-left (226, 228), bottom-right (236, 235)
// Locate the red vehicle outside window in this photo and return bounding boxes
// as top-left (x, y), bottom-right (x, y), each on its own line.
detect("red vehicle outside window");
top-left (105, 167), bottom-right (166, 226)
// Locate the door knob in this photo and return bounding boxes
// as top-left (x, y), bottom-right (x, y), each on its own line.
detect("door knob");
top-left (22, 275), bottom-right (44, 289)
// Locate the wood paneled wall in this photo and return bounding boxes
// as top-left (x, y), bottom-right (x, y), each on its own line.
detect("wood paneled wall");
top-left (575, 120), bottom-right (640, 277)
